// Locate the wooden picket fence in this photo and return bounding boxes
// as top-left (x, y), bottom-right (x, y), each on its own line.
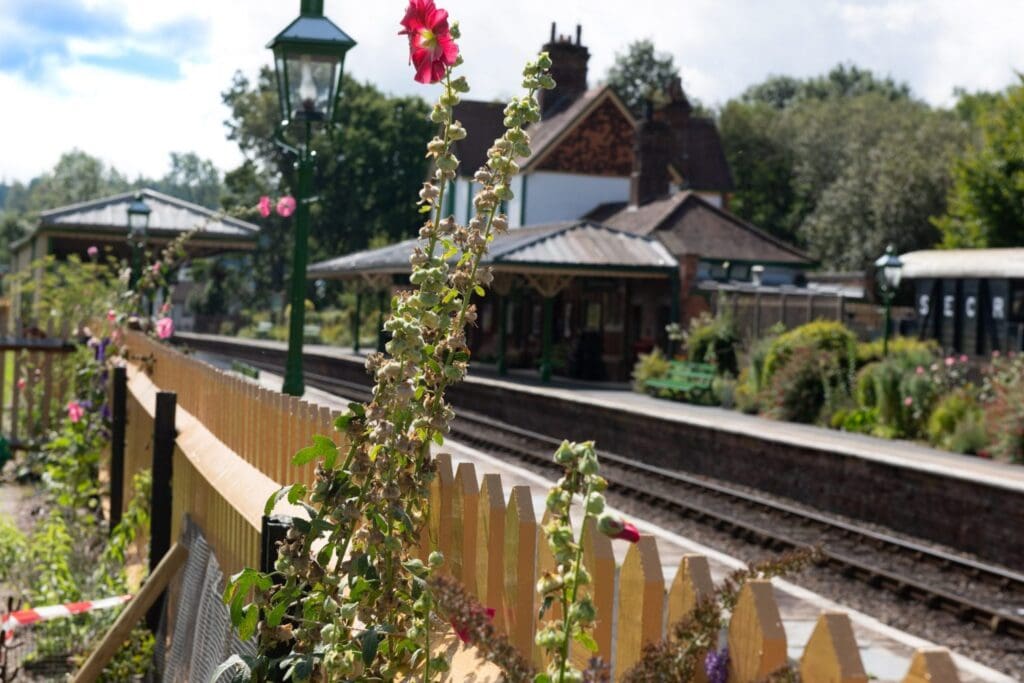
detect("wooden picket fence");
top-left (117, 331), bottom-right (961, 682)
top-left (0, 316), bottom-right (76, 447)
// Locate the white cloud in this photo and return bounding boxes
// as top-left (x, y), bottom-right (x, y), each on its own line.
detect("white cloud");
top-left (1, 0), bottom-right (1023, 184)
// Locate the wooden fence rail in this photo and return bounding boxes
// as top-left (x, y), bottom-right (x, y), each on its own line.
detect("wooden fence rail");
top-left (116, 332), bottom-right (961, 682)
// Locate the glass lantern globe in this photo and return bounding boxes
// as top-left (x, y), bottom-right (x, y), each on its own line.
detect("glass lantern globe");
top-left (127, 193), bottom-right (151, 240)
top-left (874, 244), bottom-right (903, 291)
top-left (268, 0), bottom-right (356, 125)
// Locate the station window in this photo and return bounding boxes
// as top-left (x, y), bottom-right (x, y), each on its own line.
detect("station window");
top-left (1010, 281), bottom-right (1024, 321)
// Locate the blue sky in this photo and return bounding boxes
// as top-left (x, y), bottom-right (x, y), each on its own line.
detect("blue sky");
top-left (1, 0), bottom-right (1022, 183)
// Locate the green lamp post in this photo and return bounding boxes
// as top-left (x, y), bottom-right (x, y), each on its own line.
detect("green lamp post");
top-left (875, 244), bottom-right (903, 357)
top-left (127, 192), bottom-right (151, 294)
top-left (268, 0), bottom-right (356, 396)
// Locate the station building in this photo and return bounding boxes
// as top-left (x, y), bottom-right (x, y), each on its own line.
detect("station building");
top-left (309, 25), bottom-right (814, 382)
top-left (900, 248), bottom-right (1024, 355)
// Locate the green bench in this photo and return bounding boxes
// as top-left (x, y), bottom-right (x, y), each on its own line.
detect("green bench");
top-left (644, 360), bottom-right (716, 400)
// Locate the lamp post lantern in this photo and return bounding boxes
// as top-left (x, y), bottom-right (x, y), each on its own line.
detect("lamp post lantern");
top-left (127, 192), bottom-right (151, 293)
top-left (874, 244), bottom-right (903, 357)
top-left (268, 0), bottom-right (355, 396)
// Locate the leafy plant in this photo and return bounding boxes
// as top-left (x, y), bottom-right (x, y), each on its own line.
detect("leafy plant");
top-left (631, 348), bottom-right (670, 393)
top-left (764, 345), bottom-right (845, 424)
top-left (761, 320), bottom-right (856, 387)
top-left (683, 311), bottom-right (741, 376)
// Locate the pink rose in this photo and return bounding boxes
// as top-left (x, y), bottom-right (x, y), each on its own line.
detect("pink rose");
top-left (87, 246), bottom-right (99, 258)
top-left (959, 354), bottom-right (968, 363)
top-left (67, 401), bottom-right (85, 423)
top-left (992, 350), bottom-right (1001, 358)
top-left (151, 262), bottom-right (161, 274)
top-left (276, 196), bottom-right (296, 218)
top-left (257, 195), bottom-right (272, 218)
top-left (155, 317), bottom-right (174, 340)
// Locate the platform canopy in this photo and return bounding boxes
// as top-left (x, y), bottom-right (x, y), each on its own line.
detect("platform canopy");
top-left (11, 188), bottom-right (260, 263)
top-left (900, 248), bottom-right (1024, 279)
top-left (308, 220), bottom-right (679, 282)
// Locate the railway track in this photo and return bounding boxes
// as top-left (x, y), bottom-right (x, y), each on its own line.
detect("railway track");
top-left (221, 353), bottom-right (1024, 641)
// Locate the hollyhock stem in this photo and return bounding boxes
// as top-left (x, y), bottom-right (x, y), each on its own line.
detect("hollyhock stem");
top-left (425, 70), bottom-right (456, 262)
top-left (557, 478), bottom-right (595, 683)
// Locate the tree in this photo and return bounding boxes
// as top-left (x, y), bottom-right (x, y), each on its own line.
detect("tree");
top-left (742, 63), bottom-right (912, 109)
top-left (220, 67), bottom-right (433, 304)
top-left (605, 40), bottom-right (681, 115)
top-left (154, 152), bottom-right (222, 208)
top-left (935, 81), bottom-right (1024, 248)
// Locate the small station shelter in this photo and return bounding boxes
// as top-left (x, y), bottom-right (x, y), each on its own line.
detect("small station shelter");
top-left (900, 248), bottom-right (1024, 355)
top-left (309, 221), bottom-right (678, 382)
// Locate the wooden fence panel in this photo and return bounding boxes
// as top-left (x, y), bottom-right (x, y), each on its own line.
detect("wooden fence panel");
top-left (902, 648), bottom-right (960, 683)
top-left (450, 462), bottom-right (478, 586)
top-left (614, 535), bottom-right (664, 679)
top-left (800, 611), bottom-right (867, 683)
top-left (475, 473), bottom-right (506, 632)
top-left (504, 485), bottom-right (538, 660)
top-left (728, 579), bottom-right (787, 682)
top-left (573, 518), bottom-right (614, 670)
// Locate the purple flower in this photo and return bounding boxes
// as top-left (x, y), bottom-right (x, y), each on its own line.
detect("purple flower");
top-left (705, 646), bottom-right (729, 683)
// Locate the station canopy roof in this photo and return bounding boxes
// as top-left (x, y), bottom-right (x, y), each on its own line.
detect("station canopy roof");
top-left (308, 220), bottom-right (678, 280)
top-left (14, 188), bottom-right (259, 255)
top-left (900, 248), bottom-right (1024, 279)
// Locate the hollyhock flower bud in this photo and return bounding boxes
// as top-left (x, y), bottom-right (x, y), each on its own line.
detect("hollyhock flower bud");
top-left (428, 550), bottom-right (444, 567)
top-left (276, 196), bottom-right (296, 218)
top-left (87, 245), bottom-right (99, 258)
top-left (598, 514), bottom-right (640, 543)
top-left (258, 196), bottom-right (272, 218)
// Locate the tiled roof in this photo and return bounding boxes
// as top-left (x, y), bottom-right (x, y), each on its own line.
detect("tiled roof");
top-left (451, 100), bottom-right (507, 176)
top-left (308, 220), bottom-right (677, 278)
top-left (673, 117), bottom-right (734, 191)
top-left (596, 192), bottom-right (812, 266)
top-left (37, 188), bottom-right (258, 239)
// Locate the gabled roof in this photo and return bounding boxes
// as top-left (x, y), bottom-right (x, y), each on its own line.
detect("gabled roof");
top-left (591, 191), bottom-right (813, 266)
top-left (451, 100), bottom-right (508, 177)
top-left (35, 188), bottom-right (259, 239)
top-left (672, 117), bottom-right (734, 191)
top-left (308, 220), bottom-right (677, 279)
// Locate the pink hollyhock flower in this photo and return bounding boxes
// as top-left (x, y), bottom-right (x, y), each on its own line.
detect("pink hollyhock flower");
top-left (112, 329), bottom-right (123, 345)
top-left (959, 354), bottom-right (968, 363)
top-left (155, 316), bottom-right (174, 340)
top-left (598, 514), bottom-right (641, 543)
top-left (87, 246), bottom-right (99, 258)
top-left (67, 401), bottom-right (85, 423)
top-left (160, 302), bottom-right (171, 315)
top-left (992, 350), bottom-right (1001, 358)
top-left (276, 196), bottom-right (296, 218)
top-left (258, 195), bottom-right (272, 218)
top-left (107, 309), bottom-right (117, 322)
top-left (399, 0), bottom-right (459, 84)
top-left (16, 378), bottom-right (26, 391)
top-left (151, 262), bottom-right (161, 275)
top-left (915, 365), bottom-right (924, 375)
top-left (903, 397), bottom-right (913, 407)
top-left (944, 356), bottom-right (955, 367)
top-left (451, 606), bottom-right (496, 644)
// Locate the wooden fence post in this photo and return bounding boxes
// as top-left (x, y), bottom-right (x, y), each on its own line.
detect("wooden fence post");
top-left (147, 391), bottom-right (176, 632)
top-left (260, 514), bottom-right (294, 575)
top-left (476, 474), bottom-right (506, 632)
top-left (666, 553), bottom-right (715, 683)
top-left (615, 535), bottom-right (665, 680)
top-left (450, 462), bottom-right (479, 585)
top-left (799, 611), bottom-right (867, 683)
top-left (108, 366), bottom-right (127, 533)
top-left (902, 648), bottom-right (960, 683)
top-left (728, 579), bottom-right (787, 682)
top-left (576, 518), bottom-right (614, 670)
top-left (504, 485), bottom-right (538, 660)
top-left (431, 453), bottom-right (454, 568)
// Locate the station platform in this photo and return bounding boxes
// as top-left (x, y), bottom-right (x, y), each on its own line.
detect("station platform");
top-left (212, 355), bottom-right (1012, 683)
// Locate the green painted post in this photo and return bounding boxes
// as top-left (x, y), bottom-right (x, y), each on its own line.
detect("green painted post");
top-left (497, 295), bottom-right (508, 375)
top-left (282, 122), bottom-right (314, 396)
top-left (540, 296), bottom-right (553, 383)
top-left (669, 269), bottom-right (681, 356)
top-left (352, 290), bottom-right (362, 353)
top-left (883, 293), bottom-right (892, 357)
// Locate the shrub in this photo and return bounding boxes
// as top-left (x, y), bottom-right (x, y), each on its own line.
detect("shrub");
top-left (684, 311), bottom-right (741, 376)
top-left (949, 413), bottom-right (989, 455)
top-left (836, 407), bottom-right (879, 434)
top-left (927, 389), bottom-right (980, 449)
top-left (761, 320), bottom-right (856, 387)
top-left (632, 348), bottom-right (671, 392)
top-left (713, 374), bottom-right (737, 409)
top-left (733, 368), bottom-right (761, 414)
top-left (980, 353), bottom-right (1024, 462)
top-left (764, 345), bottom-right (841, 423)
top-left (856, 336), bottom-right (940, 366)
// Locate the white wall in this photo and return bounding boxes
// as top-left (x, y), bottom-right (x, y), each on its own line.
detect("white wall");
top-left (520, 172), bottom-right (630, 227)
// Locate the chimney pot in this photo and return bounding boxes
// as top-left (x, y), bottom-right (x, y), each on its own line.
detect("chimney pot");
top-left (538, 22), bottom-right (590, 118)
top-left (550, 22), bottom-right (556, 41)
top-left (576, 24), bottom-right (582, 44)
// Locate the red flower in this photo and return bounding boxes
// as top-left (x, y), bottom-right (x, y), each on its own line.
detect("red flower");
top-left (451, 606), bottom-right (496, 644)
top-left (257, 196), bottom-right (271, 218)
top-left (399, 0), bottom-right (459, 84)
top-left (597, 514), bottom-right (641, 544)
top-left (616, 522), bottom-right (641, 543)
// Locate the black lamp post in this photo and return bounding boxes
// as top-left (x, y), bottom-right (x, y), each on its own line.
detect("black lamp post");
top-left (268, 0), bottom-right (356, 397)
top-left (127, 192), bottom-right (151, 293)
top-left (875, 244), bottom-right (903, 357)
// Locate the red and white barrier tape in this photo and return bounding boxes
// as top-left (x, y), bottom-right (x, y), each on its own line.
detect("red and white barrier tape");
top-left (1, 595), bottom-right (132, 639)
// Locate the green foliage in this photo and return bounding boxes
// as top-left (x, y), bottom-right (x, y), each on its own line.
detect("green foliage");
top-left (764, 345), bottom-right (844, 423)
top-left (605, 40), bottom-right (683, 116)
top-left (712, 374), bottom-right (737, 410)
top-left (832, 406), bottom-right (879, 434)
top-left (631, 348), bottom-right (670, 392)
top-left (927, 390), bottom-right (983, 451)
top-left (761, 320), bottom-right (856, 386)
top-left (683, 311), bottom-right (740, 376)
top-left (855, 336), bottom-right (939, 366)
top-left (979, 353), bottom-right (1024, 462)
top-left (935, 78), bottom-right (1024, 247)
top-left (720, 66), bottom-right (967, 268)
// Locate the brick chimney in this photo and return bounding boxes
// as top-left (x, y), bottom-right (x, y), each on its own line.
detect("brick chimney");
top-left (654, 76), bottom-right (693, 131)
top-left (538, 23), bottom-right (590, 118)
top-left (630, 102), bottom-right (673, 208)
